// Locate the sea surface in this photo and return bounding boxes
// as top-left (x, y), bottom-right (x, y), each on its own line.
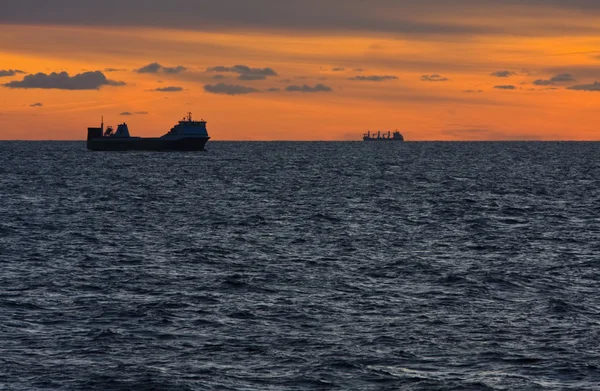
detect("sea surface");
top-left (1, 141), bottom-right (599, 390)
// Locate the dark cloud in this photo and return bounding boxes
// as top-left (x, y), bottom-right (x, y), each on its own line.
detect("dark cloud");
top-left (120, 111), bottom-right (148, 115)
top-left (163, 66), bottom-right (187, 74)
top-left (567, 81), bottom-right (600, 91)
top-left (104, 68), bottom-right (126, 72)
top-left (152, 86), bottom-right (183, 92)
top-left (285, 84), bottom-right (333, 93)
top-left (349, 75), bottom-right (398, 81)
top-left (421, 74), bottom-right (450, 82)
top-left (0, 1), bottom-right (493, 35)
top-left (203, 83), bottom-right (260, 95)
top-left (137, 62), bottom-right (162, 73)
top-left (206, 65), bottom-right (277, 80)
top-left (493, 85), bottom-right (516, 89)
top-left (136, 62), bottom-right (187, 74)
top-left (491, 70), bottom-right (516, 77)
top-left (3, 0), bottom-right (600, 37)
top-left (266, 87), bottom-right (281, 92)
top-left (463, 89), bottom-right (483, 93)
top-left (0, 69), bottom-right (25, 77)
top-left (29, 102), bottom-right (43, 107)
top-left (533, 73), bottom-right (575, 85)
top-left (332, 67), bottom-right (346, 71)
top-left (3, 71), bottom-right (125, 90)
top-left (212, 74), bottom-right (226, 80)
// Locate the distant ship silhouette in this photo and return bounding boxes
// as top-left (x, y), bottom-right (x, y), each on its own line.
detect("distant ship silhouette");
top-left (363, 130), bottom-right (404, 141)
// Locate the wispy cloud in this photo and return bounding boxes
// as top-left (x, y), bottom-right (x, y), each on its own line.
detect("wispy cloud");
top-left (29, 102), bottom-right (43, 107)
top-left (421, 74), bottom-right (449, 82)
top-left (152, 86), bottom-right (183, 92)
top-left (285, 84), bottom-right (333, 92)
top-left (493, 85), bottom-right (516, 90)
top-left (490, 70), bottom-right (516, 77)
top-left (203, 83), bottom-right (260, 95)
top-left (349, 75), bottom-right (398, 81)
top-left (533, 73), bottom-right (575, 86)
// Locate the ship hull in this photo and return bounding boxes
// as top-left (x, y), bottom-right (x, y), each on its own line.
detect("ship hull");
top-left (87, 137), bottom-right (210, 151)
top-left (363, 138), bottom-right (404, 142)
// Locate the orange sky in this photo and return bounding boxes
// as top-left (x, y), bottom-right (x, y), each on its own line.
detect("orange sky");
top-left (1, 5), bottom-right (600, 140)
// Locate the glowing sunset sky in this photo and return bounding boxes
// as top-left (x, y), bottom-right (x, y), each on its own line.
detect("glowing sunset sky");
top-left (1, 0), bottom-right (600, 140)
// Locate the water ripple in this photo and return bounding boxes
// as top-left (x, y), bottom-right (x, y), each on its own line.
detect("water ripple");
top-left (0, 141), bottom-right (599, 390)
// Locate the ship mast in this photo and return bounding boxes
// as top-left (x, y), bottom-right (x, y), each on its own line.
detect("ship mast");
top-left (187, 112), bottom-right (193, 122)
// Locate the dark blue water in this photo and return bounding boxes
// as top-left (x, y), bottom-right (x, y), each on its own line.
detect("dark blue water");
top-left (1, 141), bottom-right (599, 390)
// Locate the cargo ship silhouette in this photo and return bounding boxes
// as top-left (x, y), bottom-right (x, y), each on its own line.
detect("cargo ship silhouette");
top-left (87, 113), bottom-right (210, 151)
top-left (363, 130), bottom-right (404, 141)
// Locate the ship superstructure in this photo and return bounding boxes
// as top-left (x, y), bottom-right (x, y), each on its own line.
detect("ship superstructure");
top-left (87, 113), bottom-right (210, 151)
top-left (162, 113), bottom-right (209, 140)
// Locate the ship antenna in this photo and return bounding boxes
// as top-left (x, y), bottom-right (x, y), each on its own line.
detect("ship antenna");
top-left (187, 112), bottom-right (192, 121)
top-left (101, 115), bottom-right (104, 132)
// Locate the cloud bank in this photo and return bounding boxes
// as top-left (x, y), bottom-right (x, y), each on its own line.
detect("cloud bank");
top-left (2, 0), bottom-right (600, 37)
top-left (3, 71), bottom-right (125, 90)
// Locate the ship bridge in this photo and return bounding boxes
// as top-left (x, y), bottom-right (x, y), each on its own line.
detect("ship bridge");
top-left (113, 123), bottom-right (131, 137)
top-left (162, 112), bottom-right (209, 138)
